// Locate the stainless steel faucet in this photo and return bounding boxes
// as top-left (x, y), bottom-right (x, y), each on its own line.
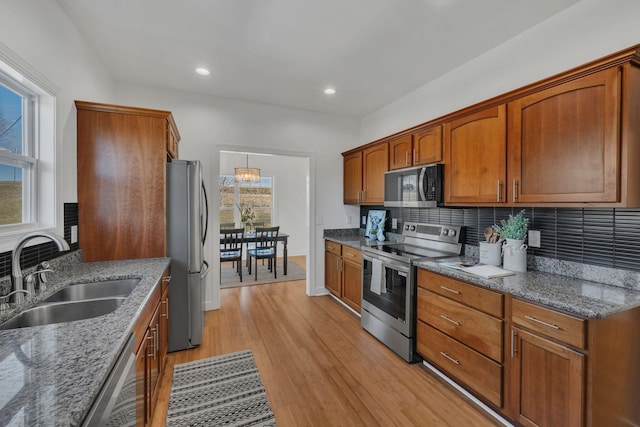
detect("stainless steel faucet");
top-left (11, 231), bottom-right (70, 305)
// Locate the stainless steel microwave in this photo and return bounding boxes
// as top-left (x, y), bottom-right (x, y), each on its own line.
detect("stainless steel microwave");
top-left (384, 164), bottom-right (444, 208)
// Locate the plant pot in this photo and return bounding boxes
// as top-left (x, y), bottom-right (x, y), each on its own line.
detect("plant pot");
top-left (502, 239), bottom-right (527, 272)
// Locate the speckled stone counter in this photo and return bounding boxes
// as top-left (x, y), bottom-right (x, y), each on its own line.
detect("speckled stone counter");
top-left (0, 254), bottom-right (170, 426)
top-left (323, 234), bottom-right (640, 319)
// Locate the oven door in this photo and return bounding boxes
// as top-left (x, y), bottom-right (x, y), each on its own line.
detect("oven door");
top-left (361, 251), bottom-right (414, 338)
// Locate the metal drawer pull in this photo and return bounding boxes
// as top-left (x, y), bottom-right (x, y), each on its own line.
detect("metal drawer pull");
top-left (440, 285), bottom-right (460, 295)
top-left (440, 352), bottom-right (460, 365)
top-left (511, 330), bottom-right (517, 358)
top-left (440, 315), bottom-right (460, 326)
top-left (524, 315), bottom-right (559, 330)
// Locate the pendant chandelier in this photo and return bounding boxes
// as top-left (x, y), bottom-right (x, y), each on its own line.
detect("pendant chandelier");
top-left (234, 154), bottom-right (260, 182)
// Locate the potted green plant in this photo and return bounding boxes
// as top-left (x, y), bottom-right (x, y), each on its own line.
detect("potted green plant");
top-left (493, 210), bottom-right (529, 272)
top-left (492, 209), bottom-right (529, 242)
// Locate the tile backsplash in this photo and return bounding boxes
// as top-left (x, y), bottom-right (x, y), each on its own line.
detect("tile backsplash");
top-left (361, 206), bottom-right (640, 273)
top-left (0, 203), bottom-right (79, 278)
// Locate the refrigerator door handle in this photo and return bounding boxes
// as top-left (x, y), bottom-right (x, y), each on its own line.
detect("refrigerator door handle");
top-left (201, 183), bottom-right (209, 245)
top-left (201, 260), bottom-right (210, 279)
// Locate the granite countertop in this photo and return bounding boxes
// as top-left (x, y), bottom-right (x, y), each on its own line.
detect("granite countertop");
top-left (324, 235), bottom-right (640, 319)
top-left (0, 254), bottom-right (170, 426)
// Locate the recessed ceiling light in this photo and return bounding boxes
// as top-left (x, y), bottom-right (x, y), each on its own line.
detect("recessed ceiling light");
top-left (195, 67), bottom-right (211, 76)
top-left (324, 87), bottom-right (336, 95)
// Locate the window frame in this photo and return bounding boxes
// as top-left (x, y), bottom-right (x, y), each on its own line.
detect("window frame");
top-left (0, 46), bottom-right (59, 252)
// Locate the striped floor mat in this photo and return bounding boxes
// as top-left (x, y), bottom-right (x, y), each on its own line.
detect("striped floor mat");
top-left (166, 350), bottom-right (277, 427)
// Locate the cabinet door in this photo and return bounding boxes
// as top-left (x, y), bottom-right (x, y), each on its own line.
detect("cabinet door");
top-left (362, 143), bottom-right (389, 204)
top-left (166, 122), bottom-right (179, 160)
top-left (325, 250), bottom-right (341, 297)
top-left (389, 134), bottom-right (414, 170)
top-left (76, 105), bottom-right (168, 261)
top-left (444, 105), bottom-right (507, 204)
top-left (147, 306), bottom-right (161, 422)
top-left (341, 258), bottom-right (362, 312)
top-left (508, 67), bottom-right (620, 203)
top-left (159, 286), bottom-right (169, 370)
top-left (343, 151), bottom-right (363, 204)
top-left (509, 327), bottom-right (584, 427)
top-left (135, 333), bottom-right (148, 427)
top-left (413, 125), bottom-right (442, 165)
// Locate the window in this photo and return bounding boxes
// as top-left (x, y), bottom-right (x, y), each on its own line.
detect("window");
top-left (0, 51), bottom-right (57, 248)
top-left (219, 175), bottom-right (273, 228)
top-left (0, 81), bottom-right (35, 226)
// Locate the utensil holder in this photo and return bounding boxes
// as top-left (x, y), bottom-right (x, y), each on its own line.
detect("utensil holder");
top-left (479, 242), bottom-right (502, 266)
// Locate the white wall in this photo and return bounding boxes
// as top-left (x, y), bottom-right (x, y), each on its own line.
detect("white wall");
top-left (114, 83), bottom-right (360, 308)
top-left (220, 152), bottom-right (308, 257)
top-left (361, 0), bottom-right (640, 143)
top-left (0, 0), bottom-right (114, 251)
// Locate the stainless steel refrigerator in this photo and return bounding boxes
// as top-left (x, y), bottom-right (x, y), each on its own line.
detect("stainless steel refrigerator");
top-left (166, 159), bottom-right (209, 352)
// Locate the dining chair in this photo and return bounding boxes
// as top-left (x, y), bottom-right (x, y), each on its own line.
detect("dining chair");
top-left (220, 228), bottom-right (244, 282)
top-left (245, 221), bottom-right (265, 268)
top-left (247, 226), bottom-right (279, 281)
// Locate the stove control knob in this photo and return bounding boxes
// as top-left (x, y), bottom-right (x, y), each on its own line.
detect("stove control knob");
top-left (442, 229), bottom-right (449, 236)
top-left (404, 224), bottom-right (410, 231)
top-left (409, 225), bottom-right (416, 231)
top-left (449, 229), bottom-right (457, 237)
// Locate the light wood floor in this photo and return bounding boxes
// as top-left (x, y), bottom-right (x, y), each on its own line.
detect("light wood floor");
top-left (151, 256), bottom-right (500, 426)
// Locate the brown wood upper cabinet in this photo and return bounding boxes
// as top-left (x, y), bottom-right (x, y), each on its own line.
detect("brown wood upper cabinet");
top-left (507, 67), bottom-right (620, 204)
top-left (343, 143), bottom-right (388, 204)
top-left (389, 125), bottom-right (443, 170)
top-left (444, 104), bottom-right (507, 204)
top-left (76, 101), bottom-right (179, 261)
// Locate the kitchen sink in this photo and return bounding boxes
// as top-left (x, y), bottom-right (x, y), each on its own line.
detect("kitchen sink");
top-left (43, 278), bottom-right (141, 303)
top-left (0, 297), bottom-right (127, 330)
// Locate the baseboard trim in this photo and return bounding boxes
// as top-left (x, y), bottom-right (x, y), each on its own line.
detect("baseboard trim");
top-left (422, 360), bottom-right (513, 427)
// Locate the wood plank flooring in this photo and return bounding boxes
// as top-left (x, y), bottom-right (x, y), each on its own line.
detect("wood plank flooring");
top-left (151, 256), bottom-right (501, 426)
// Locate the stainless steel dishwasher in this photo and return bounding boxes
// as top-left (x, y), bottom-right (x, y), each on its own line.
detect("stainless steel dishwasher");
top-left (82, 333), bottom-right (136, 426)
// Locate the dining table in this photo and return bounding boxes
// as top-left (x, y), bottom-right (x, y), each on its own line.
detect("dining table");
top-left (221, 231), bottom-right (290, 275)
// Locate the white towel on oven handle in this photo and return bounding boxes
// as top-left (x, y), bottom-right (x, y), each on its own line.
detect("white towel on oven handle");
top-left (371, 258), bottom-right (386, 295)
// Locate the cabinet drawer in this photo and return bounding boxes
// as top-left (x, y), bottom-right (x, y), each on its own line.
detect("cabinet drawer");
top-left (341, 246), bottom-right (362, 264)
top-left (512, 299), bottom-right (585, 349)
top-left (418, 289), bottom-right (503, 362)
top-left (418, 269), bottom-right (503, 317)
top-left (417, 321), bottom-right (502, 408)
top-left (325, 240), bottom-right (341, 256)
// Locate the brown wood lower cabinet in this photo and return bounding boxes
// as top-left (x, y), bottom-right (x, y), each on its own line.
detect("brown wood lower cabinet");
top-left (135, 270), bottom-right (170, 426)
top-left (509, 327), bottom-right (584, 427)
top-left (417, 268), bottom-right (640, 427)
top-left (324, 241), bottom-right (361, 312)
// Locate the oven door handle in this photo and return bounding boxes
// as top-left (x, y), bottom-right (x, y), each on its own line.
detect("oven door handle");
top-left (362, 253), bottom-right (411, 274)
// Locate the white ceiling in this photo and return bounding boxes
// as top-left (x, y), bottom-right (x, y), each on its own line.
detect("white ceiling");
top-left (56, 0), bottom-right (581, 117)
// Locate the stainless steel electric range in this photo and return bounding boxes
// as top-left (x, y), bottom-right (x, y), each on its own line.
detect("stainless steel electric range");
top-left (360, 222), bottom-right (463, 362)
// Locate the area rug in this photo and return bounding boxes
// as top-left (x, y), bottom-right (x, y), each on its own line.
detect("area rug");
top-left (221, 260), bottom-right (305, 288)
top-left (166, 350), bottom-right (276, 427)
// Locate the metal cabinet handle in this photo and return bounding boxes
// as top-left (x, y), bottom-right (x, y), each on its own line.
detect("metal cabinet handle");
top-left (440, 315), bottom-right (460, 326)
top-left (440, 285), bottom-right (460, 295)
top-left (440, 352), bottom-right (460, 365)
top-left (497, 180), bottom-right (502, 202)
top-left (162, 299), bottom-right (169, 320)
top-left (146, 335), bottom-right (154, 358)
top-left (524, 315), bottom-right (559, 330)
top-left (511, 330), bottom-right (517, 358)
top-left (513, 179), bottom-right (519, 202)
